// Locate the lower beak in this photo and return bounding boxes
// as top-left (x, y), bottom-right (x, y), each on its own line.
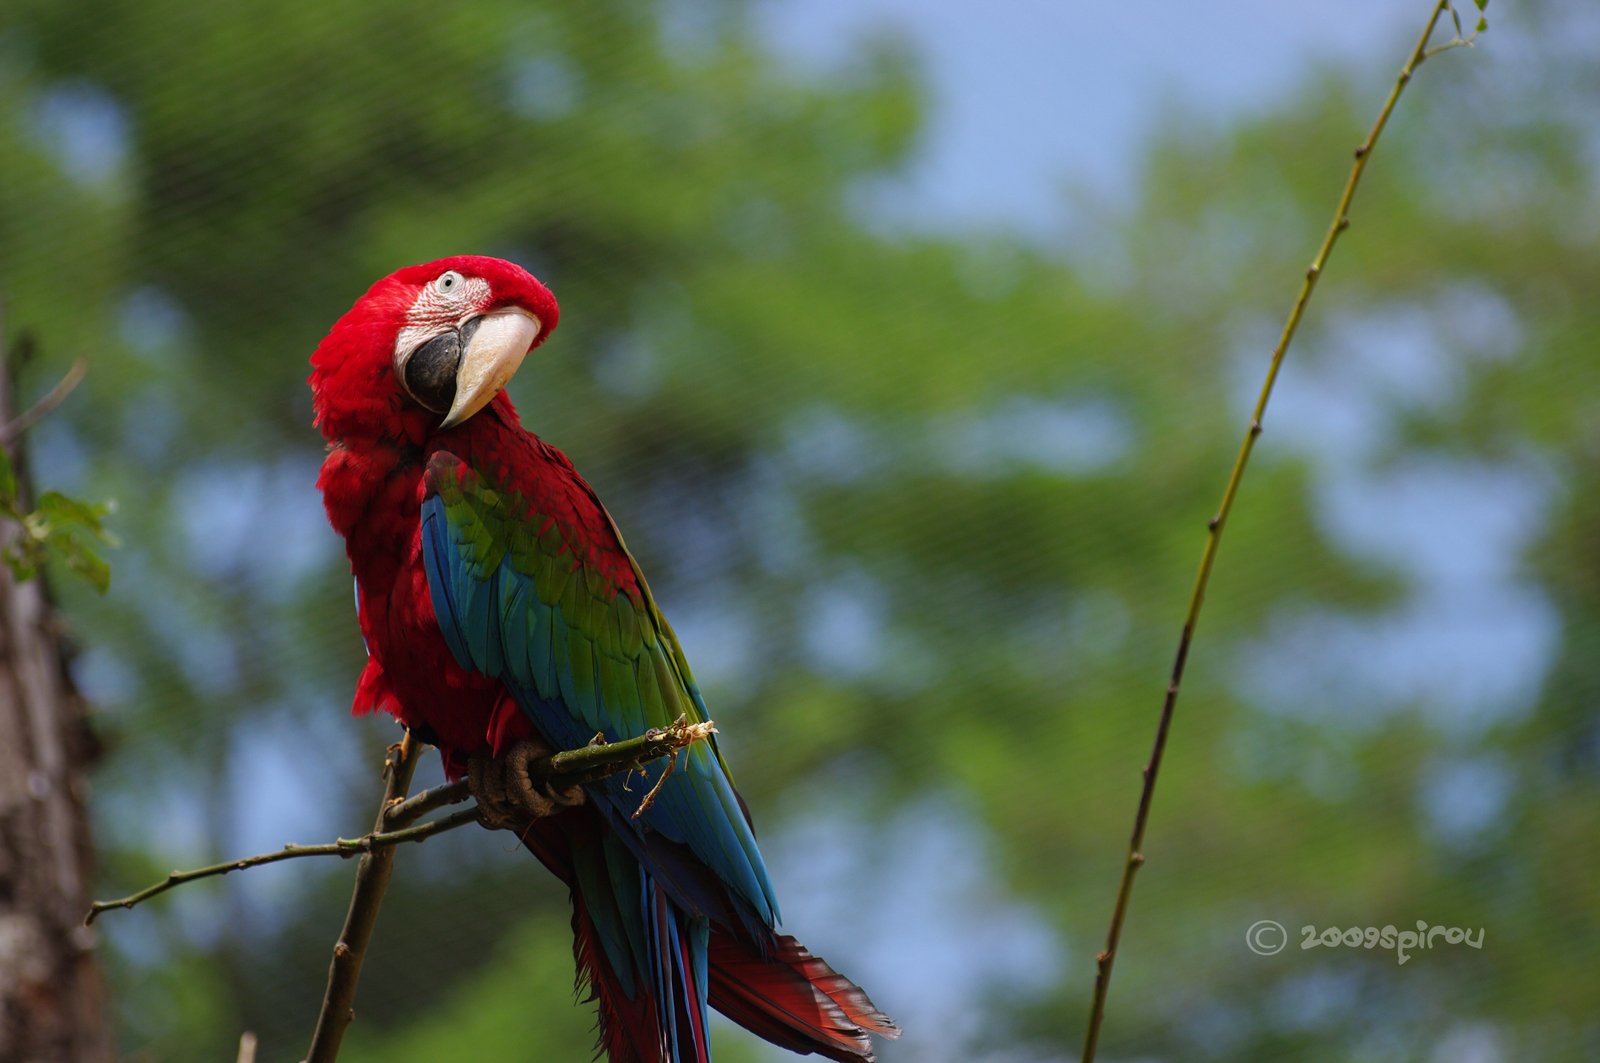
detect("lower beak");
top-left (439, 307), bottom-right (542, 428)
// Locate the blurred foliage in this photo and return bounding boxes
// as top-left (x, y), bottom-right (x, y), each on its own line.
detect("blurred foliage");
top-left (1, 0), bottom-right (1595, 1061)
top-left (0, 441), bottom-right (116, 592)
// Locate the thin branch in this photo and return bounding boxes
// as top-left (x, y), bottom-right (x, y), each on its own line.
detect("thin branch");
top-left (85, 716), bottom-right (720, 1062)
top-left (304, 732), bottom-right (423, 1063)
top-left (1425, 0), bottom-right (1486, 59)
top-left (1078, 4), bottom-right (1476, 1060)
top-left (303, 719), bottom-right (712, 1062)
top-left (383, 777), bottom-right (471, 829)
top-left (0, 356), bottom-right (87, 445)
top-left (541, 715), bottom-right (714, 791)
top-left (83, 804), bottom-right (478, 924)
top-left (630, 746), bottom-right (678, 820)
top-left (85, 717), bottom-right (716, 925)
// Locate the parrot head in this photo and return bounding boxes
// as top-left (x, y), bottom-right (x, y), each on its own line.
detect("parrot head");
top-left (310, 255), bottom-right (560, 443)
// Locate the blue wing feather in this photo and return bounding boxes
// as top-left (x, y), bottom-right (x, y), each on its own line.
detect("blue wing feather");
top-left (421, 454), bottom-right (779, 930)
top-left (421, 497), bottom-right (472, 671)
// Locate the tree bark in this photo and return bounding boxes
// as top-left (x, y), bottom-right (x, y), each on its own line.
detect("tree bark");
top-left (0, 330), bottom-right (115, 1063)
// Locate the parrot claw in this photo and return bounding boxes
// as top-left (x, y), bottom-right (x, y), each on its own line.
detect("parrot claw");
top-left (468, 739), bottom-right (586, 831)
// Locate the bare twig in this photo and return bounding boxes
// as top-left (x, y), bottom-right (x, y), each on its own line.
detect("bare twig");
top-left (0, 356), bottom-right (87, 445)
top-left (630, 748), bottom-right (677, 820)
top-left (304, 732), bottom-right (423, 1063)
top-left (1078, 4), bottom-right (1479, 1060)
top-left (383, 777), bottom-right (471, 829)
top-left (542, 715), bottom-right (713, 792)
top-left (82, 803), bottom-right (478, 924)
top-left (86, 717), bottom-right (716, 925)
top-left (306, 719), bottom-right (713, 1061)
top-left (85, 716), bottom-right (719, 1062)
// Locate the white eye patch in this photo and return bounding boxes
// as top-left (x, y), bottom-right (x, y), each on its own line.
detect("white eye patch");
top-left (394, 274), bottom-right (494, 363)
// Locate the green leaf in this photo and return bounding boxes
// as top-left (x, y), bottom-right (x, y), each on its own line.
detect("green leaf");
top-left (36, 490), bottom-right (113, 533)
top-left (1477, 16), bottom-right (1488, 33)
top-left (2, 487), bottom-right (117, 589)
top-left (60, 538), bottom-right (111, 594)
top-left (1475, 0), bottom-right (1488, 11)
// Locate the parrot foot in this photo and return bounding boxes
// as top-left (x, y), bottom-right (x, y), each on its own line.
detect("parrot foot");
top-left (468, 739), bottom-right (586, 830)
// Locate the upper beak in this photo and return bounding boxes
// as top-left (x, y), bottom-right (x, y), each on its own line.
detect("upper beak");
top-left (438, 306), bottom-right (542, 428)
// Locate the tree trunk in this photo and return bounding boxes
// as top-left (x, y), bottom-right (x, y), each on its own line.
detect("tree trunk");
top-left (0, 331), bottom-right (115, 1063)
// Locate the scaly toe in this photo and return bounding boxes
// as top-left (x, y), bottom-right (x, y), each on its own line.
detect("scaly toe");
top-left (467, 739), bottom-right (588, 830)
top-left (468, 753), bottom-right (524, 831)
top-left (543, 781), bottom-right (587, 808)
top-left (503, 740), bottom-right (582, 816)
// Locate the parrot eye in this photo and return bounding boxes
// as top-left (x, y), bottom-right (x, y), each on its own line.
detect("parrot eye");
top-left (434, 270), bottom-right (464, 295)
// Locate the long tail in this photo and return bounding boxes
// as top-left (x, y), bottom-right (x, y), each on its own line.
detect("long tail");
top-left (526, 812), bottom-right (710, 1063)
top-left (708, 930), bottom-right (899, 1063)
top-left (522, 809), bottom-right (898, 1062)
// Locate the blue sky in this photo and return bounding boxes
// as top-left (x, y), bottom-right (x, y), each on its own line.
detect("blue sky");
top-left (759, 0), bottom-right (1418, 229)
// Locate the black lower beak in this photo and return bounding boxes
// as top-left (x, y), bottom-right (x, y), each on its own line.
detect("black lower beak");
top-left (403, 317), bottom-right (482, 414)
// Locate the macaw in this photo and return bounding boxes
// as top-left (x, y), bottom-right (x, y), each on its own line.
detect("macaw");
top-left (310, 255), bottom-right (897, 1062)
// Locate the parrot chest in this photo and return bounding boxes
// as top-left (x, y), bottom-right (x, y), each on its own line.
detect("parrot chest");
top-left (324, 444), bottom-right (503, 758)
top-left (364, 552), bottom-right (505, 761)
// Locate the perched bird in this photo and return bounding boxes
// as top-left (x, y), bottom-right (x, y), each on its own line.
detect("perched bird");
top-left (310, 255), bottom-right (898, 1062)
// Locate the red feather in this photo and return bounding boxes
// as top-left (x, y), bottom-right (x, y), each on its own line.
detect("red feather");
top-left (708, 934), bottom-right (898, 1063)
top-left (312, 257), bottom-right (897, 1061)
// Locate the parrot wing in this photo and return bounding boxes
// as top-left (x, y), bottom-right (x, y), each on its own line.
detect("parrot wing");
top-left (419, 448), bottom-right (779, 928)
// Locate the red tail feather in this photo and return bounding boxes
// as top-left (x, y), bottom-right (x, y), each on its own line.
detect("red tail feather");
top-left (709, 932), bottom-right (900, 1063)
top-left (522, 815), bottom-right (896, 1062)
top-left (525, 814), bottom-right (712, 1063)
top-left (572, 888), bottom-right (663, 1063)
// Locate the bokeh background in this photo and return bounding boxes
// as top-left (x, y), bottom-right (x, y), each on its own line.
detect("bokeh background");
top-left (5, 0), bottom-right (1598, 1059)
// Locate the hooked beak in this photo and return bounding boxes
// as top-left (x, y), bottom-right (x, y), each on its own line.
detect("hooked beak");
top-left (439, 307), bottom-right (542, 428)
top-left (397, 307), bottom-right (543, 428)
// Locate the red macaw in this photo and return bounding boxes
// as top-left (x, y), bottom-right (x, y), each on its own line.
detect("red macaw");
top-left (310, 256), bottom-right (897, 1062)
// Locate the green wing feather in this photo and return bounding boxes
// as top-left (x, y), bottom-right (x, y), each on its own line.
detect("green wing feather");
top-left (422, 451), bottom-right (779, 925)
